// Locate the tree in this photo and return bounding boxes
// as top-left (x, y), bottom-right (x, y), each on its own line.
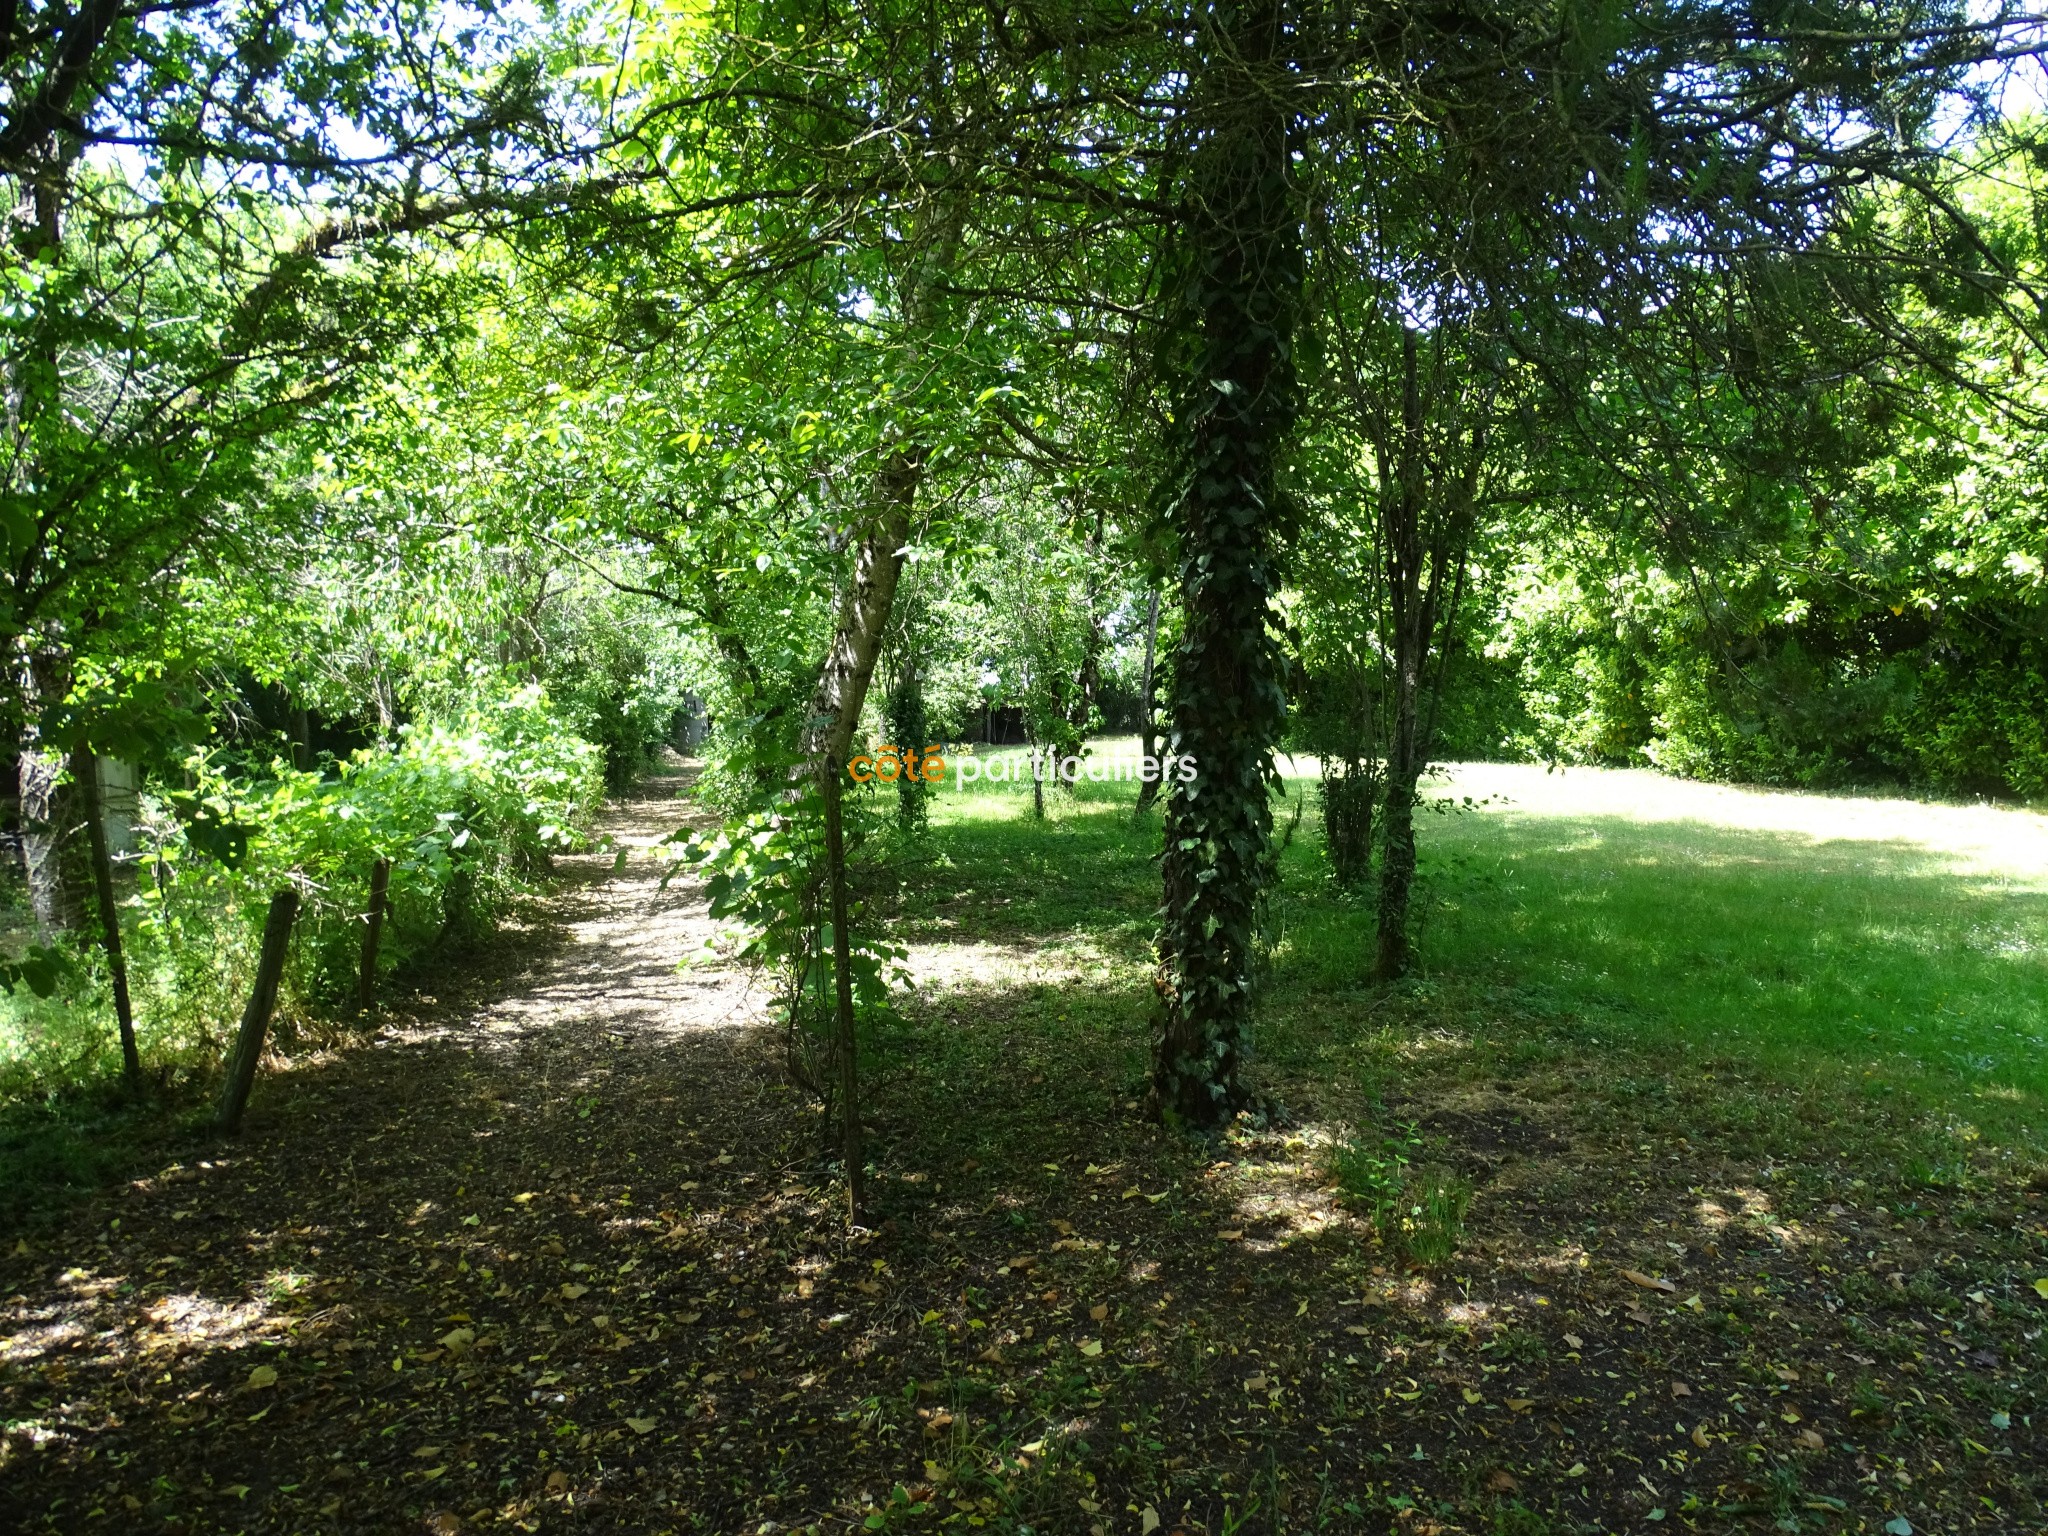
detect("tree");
top-left (1149, 0), bottom-right (1299, 1127)
top-left (0, 0), bottom-right (594, 925)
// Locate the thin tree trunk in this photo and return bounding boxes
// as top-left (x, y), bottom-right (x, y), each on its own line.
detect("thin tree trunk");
top-left (217, 890), bottom-right (299, 1135)
top-left (1135, 587), bottom-right (1162, 814)
top-left (356, 858), bottom-right (390, 1014)
top-left (794, 200), bottom-right (959, 1218)
top-left (18, 648), bottom-right (81, 933)
top-left (1375, 331), bottom-right (1429, 982)
top-left (1372, 334), bottom-right (1485, 982)
top-left (799, 452), bottom-right (922, 769)
top-left (74, 747), bottom-right (139, 1086)
top-left (1151, 0), bottom-right (1299, 1128)
top-left (821, 764), bottom-right (864, 1225)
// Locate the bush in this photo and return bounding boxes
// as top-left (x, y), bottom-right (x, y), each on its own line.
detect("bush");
top-left (0, 686), bottom-right (604, 1096)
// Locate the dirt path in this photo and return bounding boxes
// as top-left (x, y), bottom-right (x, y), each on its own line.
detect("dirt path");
top-left (0, 769), bottom-right (799, 1533)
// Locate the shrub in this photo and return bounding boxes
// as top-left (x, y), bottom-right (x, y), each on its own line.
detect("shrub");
top-left (0, 686), bottom-right (604, 1096)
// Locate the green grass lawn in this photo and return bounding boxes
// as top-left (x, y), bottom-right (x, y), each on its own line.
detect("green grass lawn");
top-left (910, 743), bottom-right (2048, 1150)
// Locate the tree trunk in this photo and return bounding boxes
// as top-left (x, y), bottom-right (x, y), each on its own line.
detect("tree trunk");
top-left (822, 764), bottom-right (864, 1226)
top-left (1372, 331), bottom-right (1483, 981)
top-left (217, 890), bottom-right (299, 1134)
top-left (1374, 330), bottom-right (1431, 981)
top-left (799, 453), bottom-right (922, 770)
top-left (885, 642), bottom-right (930, 833)
top-left (18, 648), bottom-right (81, 933)
top-left (1135, 587), bottom-right (1162, 814)
top-left (1150, 0), bottom-right (1299, 1129)
top-left (357, 858), bottom-right (390, 1014)
top-left (74, 747), bottom-right (140, 1085)
top-left (794, 199), bottom-right (958, 1215)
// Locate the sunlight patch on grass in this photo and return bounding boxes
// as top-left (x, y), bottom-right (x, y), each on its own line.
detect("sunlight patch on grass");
top-left (1255, 763), bottom-right (2048, 1140)
top-left (1432, 762), bottom-right (2048, 890)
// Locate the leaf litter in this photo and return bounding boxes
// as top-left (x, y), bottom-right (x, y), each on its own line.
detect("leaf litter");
top-left (0, 773), bottom-right (2042, 1533)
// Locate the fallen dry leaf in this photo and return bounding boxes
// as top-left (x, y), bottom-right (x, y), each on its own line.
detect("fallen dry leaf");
top-left (1621, 1268), bottom-right (1677, 1293)
top-left (1692, 1424), bottom-right (1712, 1449)
top-left (625, 1417), bottom-right (657, 1434)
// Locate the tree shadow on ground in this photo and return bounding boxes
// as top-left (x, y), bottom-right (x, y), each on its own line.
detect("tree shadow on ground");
top-left (0, 777), bottom-right (2042, 1535)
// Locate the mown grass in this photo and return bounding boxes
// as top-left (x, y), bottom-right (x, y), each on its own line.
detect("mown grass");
top-left (905, 741), bottom-right (2048, 1155)
top-left (1391, 768), bottom-right (2048, 1145)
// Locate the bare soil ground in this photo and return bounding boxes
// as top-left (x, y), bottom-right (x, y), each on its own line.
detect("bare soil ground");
top-left (1, 768), bottom-right (2043, 1536)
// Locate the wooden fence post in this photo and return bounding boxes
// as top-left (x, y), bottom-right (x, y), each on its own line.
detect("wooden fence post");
top-left (217, 890), bottom-right (300, 1134)
top-left (74, 748), bottom-right (141, 1086)
top-left (356, 858), bottom-right (390, 1014)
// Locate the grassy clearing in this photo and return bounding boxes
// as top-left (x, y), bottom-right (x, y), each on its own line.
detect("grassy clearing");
top-left (909, 741), bottom-right (2048, 1150)
top-left (857, 750), bottom-right (2047, 1533)
top-left (1393, 763), bottom-right (2048, 1147)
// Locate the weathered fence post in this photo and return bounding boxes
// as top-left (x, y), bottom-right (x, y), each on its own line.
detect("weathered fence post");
top-left (217, 890), bottom-right (300, 1134)
top-left (356, 858), bottom-right (390, 1014)
top-left (74, 747), bottom-right (141, 1086)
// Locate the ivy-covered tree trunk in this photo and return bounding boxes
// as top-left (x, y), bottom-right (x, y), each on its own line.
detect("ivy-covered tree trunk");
top-left (1150, 0), bottom-right (1299, 1129)
top-left (884, 646), bottom-right (930, 834)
